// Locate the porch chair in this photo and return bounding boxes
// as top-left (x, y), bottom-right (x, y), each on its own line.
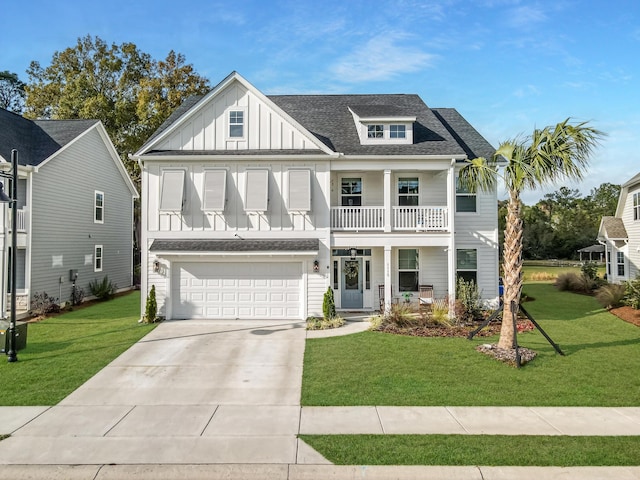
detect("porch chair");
top-left (418, 285), bottom-right (434, 311)
top-left (378, 284), bottom-right (393, 313)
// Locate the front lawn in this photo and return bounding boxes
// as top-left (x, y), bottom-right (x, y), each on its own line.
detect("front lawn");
top-left (0, 291), bottom-right (155, 405)
top-left (302, 283), bottom-right (640, 406)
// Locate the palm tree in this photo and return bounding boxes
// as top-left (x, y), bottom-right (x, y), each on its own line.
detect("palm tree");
top-left (459, 119), bottom-right (604, 350)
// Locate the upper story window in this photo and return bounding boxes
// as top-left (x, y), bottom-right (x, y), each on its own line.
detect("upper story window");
top-left (367, 125), bottom-right (384, 138)
top-left (398, 178), bottom-right (419, 206)
top-left (390, 125), bottom-right (406, 139)
top-left (457, 249), bottom-right (477, 283)
top-left (245, 169), bottom-right (269, 212)
top-left (341, 178), bottom-right (362, 206)
top-left (456, 178), bottom-right (476, 213)
top-left (159, 170), bottom-right (185, 212)
top-left (288, 169), bottom-right (311, 212)
top-left (94, 191), bottom-right (104, 223)
top-left (228, 110), bottom-right (245, 138)
top-left (634, 192), bottom-right (640, 221)
top-left (398, 249), bottom-right (419, 292)
top-left (203, 170), bottom-right (226, 211)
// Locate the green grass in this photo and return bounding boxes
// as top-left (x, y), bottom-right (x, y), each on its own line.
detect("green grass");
top-left (522, 262), bottom-right (605, 282)
top-left (302, 283), bottom-right (640, 406)
top-left (0, 291), bottom-right (155, 405)
top-left (300, 435), bottom-right (640, 466)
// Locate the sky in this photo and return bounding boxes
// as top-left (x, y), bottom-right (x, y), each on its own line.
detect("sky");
top-left (2, 0), bottom-right (639, 204)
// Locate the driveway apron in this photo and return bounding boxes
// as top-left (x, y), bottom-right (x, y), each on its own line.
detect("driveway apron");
top-left (0, 319), bottom-right (307, 465)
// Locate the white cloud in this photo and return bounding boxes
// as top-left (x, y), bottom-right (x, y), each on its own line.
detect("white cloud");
top-left (331, 33), bottom-right (436, 83)
top-left (506, 5), bottom-right (547, 29)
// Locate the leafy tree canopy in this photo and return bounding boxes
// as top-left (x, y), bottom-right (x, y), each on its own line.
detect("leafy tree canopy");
top-left (24, 35), bottom-right (211, 184)
top-left (0, 70), bottom-right (26, 113)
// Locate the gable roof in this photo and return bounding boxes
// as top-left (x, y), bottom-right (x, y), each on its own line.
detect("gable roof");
top-left (136, 72), bottom-right (495, 160)
top-left (0, 108), bottom-right (99, 166)
top-left (598, 216), bottom-right (628, 240)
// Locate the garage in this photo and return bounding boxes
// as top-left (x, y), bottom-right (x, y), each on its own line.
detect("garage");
top-left (171, 262), bottom-right (302, 319)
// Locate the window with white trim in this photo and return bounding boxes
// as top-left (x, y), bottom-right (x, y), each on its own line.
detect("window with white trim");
top-left (159, 170), bottom-right (185, 212)
top-left (456, 177), bottom-right (476, 213)
top-left (398, 249), bottom-right (419, 292)
top-left (244, 169), bottom-right (269, 211)
top-left (390, 124), bottom-right (406, 139)
top-left (457, 249), bottom-right (477, 283)
top-left (634, 192), bottom-right (640, 221)
top-left (203, 170), bottom-right (227, 211)
top-left (288, 169), bottom-right (311, 211)
top-left (617, 251), bottom-right (625, 276)
top-left (398, 178), bottom-right (419, 206)
top-left (94, 191), bottom-right (104, 223)
top-left (341, 178), bottom-right (362, 206)
top-left (367, 124), bottom-right (383, 138)
top-left (94, 245), bottom-right (103, 272)
top-left (229, 110), bottom-right (244, 138)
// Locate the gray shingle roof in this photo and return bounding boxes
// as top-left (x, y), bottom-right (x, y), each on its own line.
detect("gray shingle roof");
top-left (149, 238), bottom-right (320, 253)
top-left (0, 108), bottom-right (98, 166)
top-left (348, 104), bottom-right (413, 118)
top-left (601, 216), bottom-right (628, 239)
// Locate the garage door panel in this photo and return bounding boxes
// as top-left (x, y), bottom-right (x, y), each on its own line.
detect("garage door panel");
top-left (172, 262), bottom-right (302, 320)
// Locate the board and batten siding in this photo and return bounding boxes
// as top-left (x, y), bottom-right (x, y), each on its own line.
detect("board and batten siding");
top-left (30, 127), bottom-right (134, 303)
top-left (155, 83), bottom-right (320, 152)
top-left (622, 184), bottom-right (640, 279)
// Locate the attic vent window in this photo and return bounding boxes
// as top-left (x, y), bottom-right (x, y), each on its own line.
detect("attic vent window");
top-left (390, 125), bottom-right (406, 139)
top-left (367, 125), bottom-right (384, 138)
top-left (229, 110), bottom-right (244, 138)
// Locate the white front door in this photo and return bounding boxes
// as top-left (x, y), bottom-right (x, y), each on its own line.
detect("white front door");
top-left (171, 262), bottom-right (301, 319)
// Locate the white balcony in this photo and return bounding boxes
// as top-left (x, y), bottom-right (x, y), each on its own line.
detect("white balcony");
top-left (9, 208), bottom-right (27, 233)
top-left (330, 206), bottom-right (449, 232)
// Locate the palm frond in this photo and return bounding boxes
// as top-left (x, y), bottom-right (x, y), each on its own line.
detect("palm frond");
top-left (458, 156), bottom-right (498, 193)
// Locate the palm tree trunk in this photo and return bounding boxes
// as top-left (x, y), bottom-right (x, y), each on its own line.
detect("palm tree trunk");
top-left (498, 189), bottom-right (524, 349)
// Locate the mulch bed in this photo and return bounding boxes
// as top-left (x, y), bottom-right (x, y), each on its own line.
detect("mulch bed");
top-left (375, 319), bottom-right (535, 338)
top-left (609, 306), bottom-right (640, 327)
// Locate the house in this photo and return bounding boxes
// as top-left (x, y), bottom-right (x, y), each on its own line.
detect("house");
top-left (132, 72), bottom-right (499, 320)
top-left (0, 108), bottom-right (139, 314)
top-left (598, 171), bottom-right (640, 283)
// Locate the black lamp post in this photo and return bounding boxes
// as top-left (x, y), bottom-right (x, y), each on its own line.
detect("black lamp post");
top-left (0, 150), bottom-right (19, 362)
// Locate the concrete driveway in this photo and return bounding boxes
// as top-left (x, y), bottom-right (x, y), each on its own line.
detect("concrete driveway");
top-left (0, 319), bottom-right (323, 465)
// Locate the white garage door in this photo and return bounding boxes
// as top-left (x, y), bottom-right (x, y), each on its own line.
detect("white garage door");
top-left (171, 262), bottom-right (302, 319)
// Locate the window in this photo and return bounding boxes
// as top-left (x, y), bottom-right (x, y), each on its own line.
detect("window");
top-left (94, 245), bottom-right (103, 272)
top-left (229, 110), bottom-right (244, 138)
top-left (634, 193), bottom-right (640, 221)
top-left (365, 260), bottom-right (371, 290)
top-left (288, 170), bottom-right (311, 211)
top-left (457, 249), bottom-right (477, 283)
top-left (341, 178), bottom-right (362, 206)
top-left (390, 125), bottom-right (406, 139)
top-left (203, 170), bottom-right (226, 211)
top-left (94, 191), bottom-right (104, 223)
top-left (617, 251), bottom-right (625, 276)
top-left (367, 124), bottom-right (383, 138)
top-left (607, 251), bottom-right (611, 276)
top-left (456, 178), bottom-right (476, 213)
top-left (245, 169), bottom-right (269, 211)
top-left (398, 178), bottom-right (419, 206)
top-left (159, 170), bottom-right (185, 212)
top-left (333, 260), bottom-right (338, 289)
top-left (398, 249), bottom-right (419, 292)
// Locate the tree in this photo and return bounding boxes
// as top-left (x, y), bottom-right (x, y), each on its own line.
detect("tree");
top-left (459, 119), bottom-right (604, 350)
top-left (0, 71), bottom-right (26, 113)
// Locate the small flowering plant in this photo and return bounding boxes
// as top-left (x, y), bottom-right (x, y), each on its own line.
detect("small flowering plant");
top-left (402, 292), bottom-right (413, 303)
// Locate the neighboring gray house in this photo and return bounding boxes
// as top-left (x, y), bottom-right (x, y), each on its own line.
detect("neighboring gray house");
top-left (133, 72), bottom-right (499, 320)
top-left (598, 171), bottom-right (640, 283)
top-left (0, 108), bottom-right (139, 314)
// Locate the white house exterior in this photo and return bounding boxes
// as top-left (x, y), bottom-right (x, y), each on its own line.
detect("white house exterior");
top-left (133, 72), bottom-right (499, 320)
top-left (598, 172), bottom-right (640, 283)
top-left (0, 108), bottom-right (139, 314)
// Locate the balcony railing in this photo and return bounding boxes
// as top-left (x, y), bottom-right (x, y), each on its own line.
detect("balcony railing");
top-left (331, 206), bottom-right (449, 232)
top-left (8, 208), bottom-right (27, 233)
top-left (393, 206), bottom-right (448, 231)
top-left (331, 206), bottom-right (385, 231)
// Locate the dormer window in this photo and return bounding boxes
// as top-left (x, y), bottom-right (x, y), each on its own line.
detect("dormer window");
top-left (390, 125), bottom-right (406, 139)
top-left (367, 125), bottom-right (384, 138)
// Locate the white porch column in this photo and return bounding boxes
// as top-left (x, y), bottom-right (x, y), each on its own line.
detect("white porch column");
top-left (447, 161), bottom-right (457, 305)
top-left (383, 169), bottom-right (392, 232)
top-left (384, 245), bottom-right (392, 314)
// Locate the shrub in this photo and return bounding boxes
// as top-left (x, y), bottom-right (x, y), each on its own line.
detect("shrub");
top-left (70, 285), bottom-right (84, 306)
top-left (88, 276), bottom-right (117, 301)
top-left (529, 271), bottom-right (556, 281)
top-left (306, 316), bottom-right (345, 330)
top-left (595, 283), bottom-right (626, 309)
top-left (322, 287), bottom-right (336, 320)
top-left (455, 277), bottom-right (482, 322)
top-left (429, 298), bottom-right (452, 326)
top-left (581, 261), bottom-right (599, 280)
top-left (624, 276), bottom-right (640, 309)
top-left (384, 302), bottom-right (418, 328)
top-left (555, 272), bottom-right (597, 293)
top-left (31, 292), bottom-right (60, 317)
top-left (144, 285), bottom-right (157, 323)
